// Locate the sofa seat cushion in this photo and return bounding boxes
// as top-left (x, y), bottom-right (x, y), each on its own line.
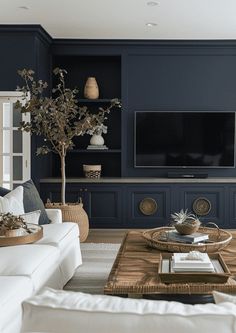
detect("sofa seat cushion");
top-left (37, 222), bottom-right (79, 250)
top-left (21, 288), bottom-right (236, 333)
top-left (0, 245), bottom-right (59, 291)
top-left (0, 276), bottom-right (33, 332)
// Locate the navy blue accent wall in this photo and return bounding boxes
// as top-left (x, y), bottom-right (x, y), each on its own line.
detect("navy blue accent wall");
top-left (1, 26), bottom-right (236, 181)
top-left (0, 25), bottom-right (52, 187)
top-left (124, 49), bottom-right (236, 177)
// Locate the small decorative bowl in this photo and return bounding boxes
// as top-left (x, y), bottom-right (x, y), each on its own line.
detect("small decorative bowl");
top-left (174, 220), bottom-right (200, 235)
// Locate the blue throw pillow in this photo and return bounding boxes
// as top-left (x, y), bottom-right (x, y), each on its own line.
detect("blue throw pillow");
top-left (0, 187), bottom-right (10, 196)
top-left (0, 180), bottom-right (50, 225)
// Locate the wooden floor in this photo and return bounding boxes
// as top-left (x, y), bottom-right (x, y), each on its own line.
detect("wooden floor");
top-left (85, 229), bottom-right (128, 243)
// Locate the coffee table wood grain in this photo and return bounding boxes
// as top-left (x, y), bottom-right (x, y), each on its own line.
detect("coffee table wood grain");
top-left (104, 230), bottom-right (236, 297)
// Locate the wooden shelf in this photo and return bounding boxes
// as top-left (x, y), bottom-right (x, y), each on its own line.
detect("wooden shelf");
top-left (68, 149), bottom-right (121, 153)
top-left (77, 98), bottom-right (120, 103)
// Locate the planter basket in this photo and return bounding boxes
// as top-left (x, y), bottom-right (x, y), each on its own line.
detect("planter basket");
top-left (45, 201), bottom-right (89, 242)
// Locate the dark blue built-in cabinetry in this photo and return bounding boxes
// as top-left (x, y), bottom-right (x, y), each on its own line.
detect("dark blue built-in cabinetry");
top-left (1, 25), bottom-right (236, 228)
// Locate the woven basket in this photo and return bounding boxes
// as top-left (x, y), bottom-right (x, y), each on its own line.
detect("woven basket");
top-left (142, 226), bottom-right (232, 253)
top-left (45, 201), bottom-right (89, 242)
top-left (83, 164), bottom-right (101, 179)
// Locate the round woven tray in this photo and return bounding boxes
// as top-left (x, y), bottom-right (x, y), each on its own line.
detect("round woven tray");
top-left (142, 226), bottom-right (232, 253)
top-left (0, 224), bottom-right (43, 247)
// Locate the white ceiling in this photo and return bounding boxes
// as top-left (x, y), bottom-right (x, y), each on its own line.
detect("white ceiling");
top-left (0, 0), bottom-right (236, 39)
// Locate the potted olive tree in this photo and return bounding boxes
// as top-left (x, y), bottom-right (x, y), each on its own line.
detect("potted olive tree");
top-left (16, 68), bottom-right (120, 241)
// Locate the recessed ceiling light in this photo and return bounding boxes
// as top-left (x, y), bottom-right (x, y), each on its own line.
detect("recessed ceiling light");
top-left (18, 6), bottom-right (29, 10)
top-left (147, 1), bottom-right (160, 6)
top-left (146, 22), bottom-right (158, 27)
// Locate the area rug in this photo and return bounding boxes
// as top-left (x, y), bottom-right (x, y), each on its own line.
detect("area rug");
top-left (64, 243), bottom-right (120, 294)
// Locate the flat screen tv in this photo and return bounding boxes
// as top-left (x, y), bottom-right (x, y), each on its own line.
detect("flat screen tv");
top-left (134, 111), bottom-right (235, 168)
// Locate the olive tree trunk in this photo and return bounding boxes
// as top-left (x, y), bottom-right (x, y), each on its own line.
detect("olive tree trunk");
top-left (60, 152), bottom-right (66, 205)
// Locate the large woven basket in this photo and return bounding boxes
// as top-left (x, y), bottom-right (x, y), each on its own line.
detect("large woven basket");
top-left (142, 226), bottom-right (232, 253)
top-left (45, 201), bottom-right (89, 242)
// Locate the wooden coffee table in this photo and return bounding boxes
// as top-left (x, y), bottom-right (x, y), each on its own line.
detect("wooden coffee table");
top-left (104, 230), bottom-right (236, 299)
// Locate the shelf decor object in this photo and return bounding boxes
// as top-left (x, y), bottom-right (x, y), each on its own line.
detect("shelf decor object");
top-left (90, 133), bottom-right (105, 146)
top-left (139, 197), bottom-right (157, 216)
top-left (142, 226), bottom-right (232, 253)
top-left (84, 77), bottom-right (99, 99)
top-left (171, 209), bottom-right (201, 235)
top-left (16, 68), bottom-right (120, 241)
top-left (192, 197), bottom-right (212, 216)
top-left (83, 164), bottom-right (101, 179)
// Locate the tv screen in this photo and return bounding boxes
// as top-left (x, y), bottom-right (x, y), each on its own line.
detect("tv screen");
top-left (135, 112), bottom-right (235, 168)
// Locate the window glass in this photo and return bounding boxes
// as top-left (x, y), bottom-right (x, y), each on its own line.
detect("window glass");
top-left (3, 103), bottom-right (10, 127)
top-left (3, 156), bottom-right (10, 181)
top-left (13, 130), bottom-right (22, 153)
top-left (13, 156), bottom-right (22, 180)
top-left (3, 130), bottom-right (10, 154)
top-left (2, 183), bottom-right (11, 189)
top-left (13, 103), bottom-right (22, 127)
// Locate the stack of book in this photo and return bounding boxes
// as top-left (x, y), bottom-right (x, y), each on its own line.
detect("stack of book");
top-left (167, 230), bottom-right (209, 244)
top-left (87, 144), bottom-right (108, 150)
top-left (172, 253), bottom-right (214, 272)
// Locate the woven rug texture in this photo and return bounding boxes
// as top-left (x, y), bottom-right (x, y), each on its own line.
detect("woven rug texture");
top-left (64, 243), bottom-right (120, 294)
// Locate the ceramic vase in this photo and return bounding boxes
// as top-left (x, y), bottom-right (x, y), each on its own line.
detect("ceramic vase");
top-left (84, 77), bottom-right (99, 99)
top-left (90, 134), bottom-right (104, 146)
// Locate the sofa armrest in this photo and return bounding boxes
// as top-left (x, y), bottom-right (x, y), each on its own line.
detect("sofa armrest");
top-left (45, 209), bottom-right (62, 224)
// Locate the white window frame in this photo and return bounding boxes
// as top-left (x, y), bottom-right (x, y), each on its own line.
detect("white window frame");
top-left (0, 92), bottom-right (31, 189)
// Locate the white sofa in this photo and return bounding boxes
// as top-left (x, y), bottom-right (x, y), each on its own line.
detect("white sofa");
top-left (21, 288), bottom-right (236, 333)
top-left (0, 209), bottom-right (82, 333)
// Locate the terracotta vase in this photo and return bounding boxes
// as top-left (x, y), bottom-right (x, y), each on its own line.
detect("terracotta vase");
top-left (84, 77), bottom-right (99, 99)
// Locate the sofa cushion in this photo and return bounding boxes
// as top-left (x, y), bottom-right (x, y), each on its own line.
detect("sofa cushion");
top-left (0, 245), bottom-right (59, 291)
top-left (21, 179), bottom-right (50, 225)
top-left (21, 288), bottom-right (236, 333)
top-left (0, 186), bottom-right (24, 215)
top-left (0, 276), bottom-right (33, 332)
top-left (0, 180), bottom-right (50, 225)
top-left (0, 187), bottom-right (10, 196)
top-left (37, 222), bottom-right (79, 250)
top-left (21, 210), bottom-right (41, 225)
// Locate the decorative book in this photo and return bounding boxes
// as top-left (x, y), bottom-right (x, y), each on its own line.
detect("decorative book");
top-left (167, 230), bottom-right (209, 244)
top-left (172, 252), bottom-right (214, 272)
top-left (158, 253), bottom-right (231, 284)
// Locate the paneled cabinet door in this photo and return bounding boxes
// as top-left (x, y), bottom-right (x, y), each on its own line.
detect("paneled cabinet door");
top-left (228, 186), bottom-right (236, 228)
top-left (125, 185), bottom-right (171, 228)
top-left (40, 183), bottom-right (123, 228)
top-left (80, 185), bottom-right (123, 228)
top-left (178, 185), bottom-right (226, 228)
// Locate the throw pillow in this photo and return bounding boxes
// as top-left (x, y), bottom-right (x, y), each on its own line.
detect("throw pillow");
top-left (213, 291), bottom-right (236, 304)
top-left (0, 180), bottom-right (50, 225)
top-left (20, 210), bottom-right (41, 225)
top-left (21, 180), bottom-right (50, 225)
top-left (0, 187), bottom-right (10, 196)
top-left (0, 186), bottom-right (24, 215)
